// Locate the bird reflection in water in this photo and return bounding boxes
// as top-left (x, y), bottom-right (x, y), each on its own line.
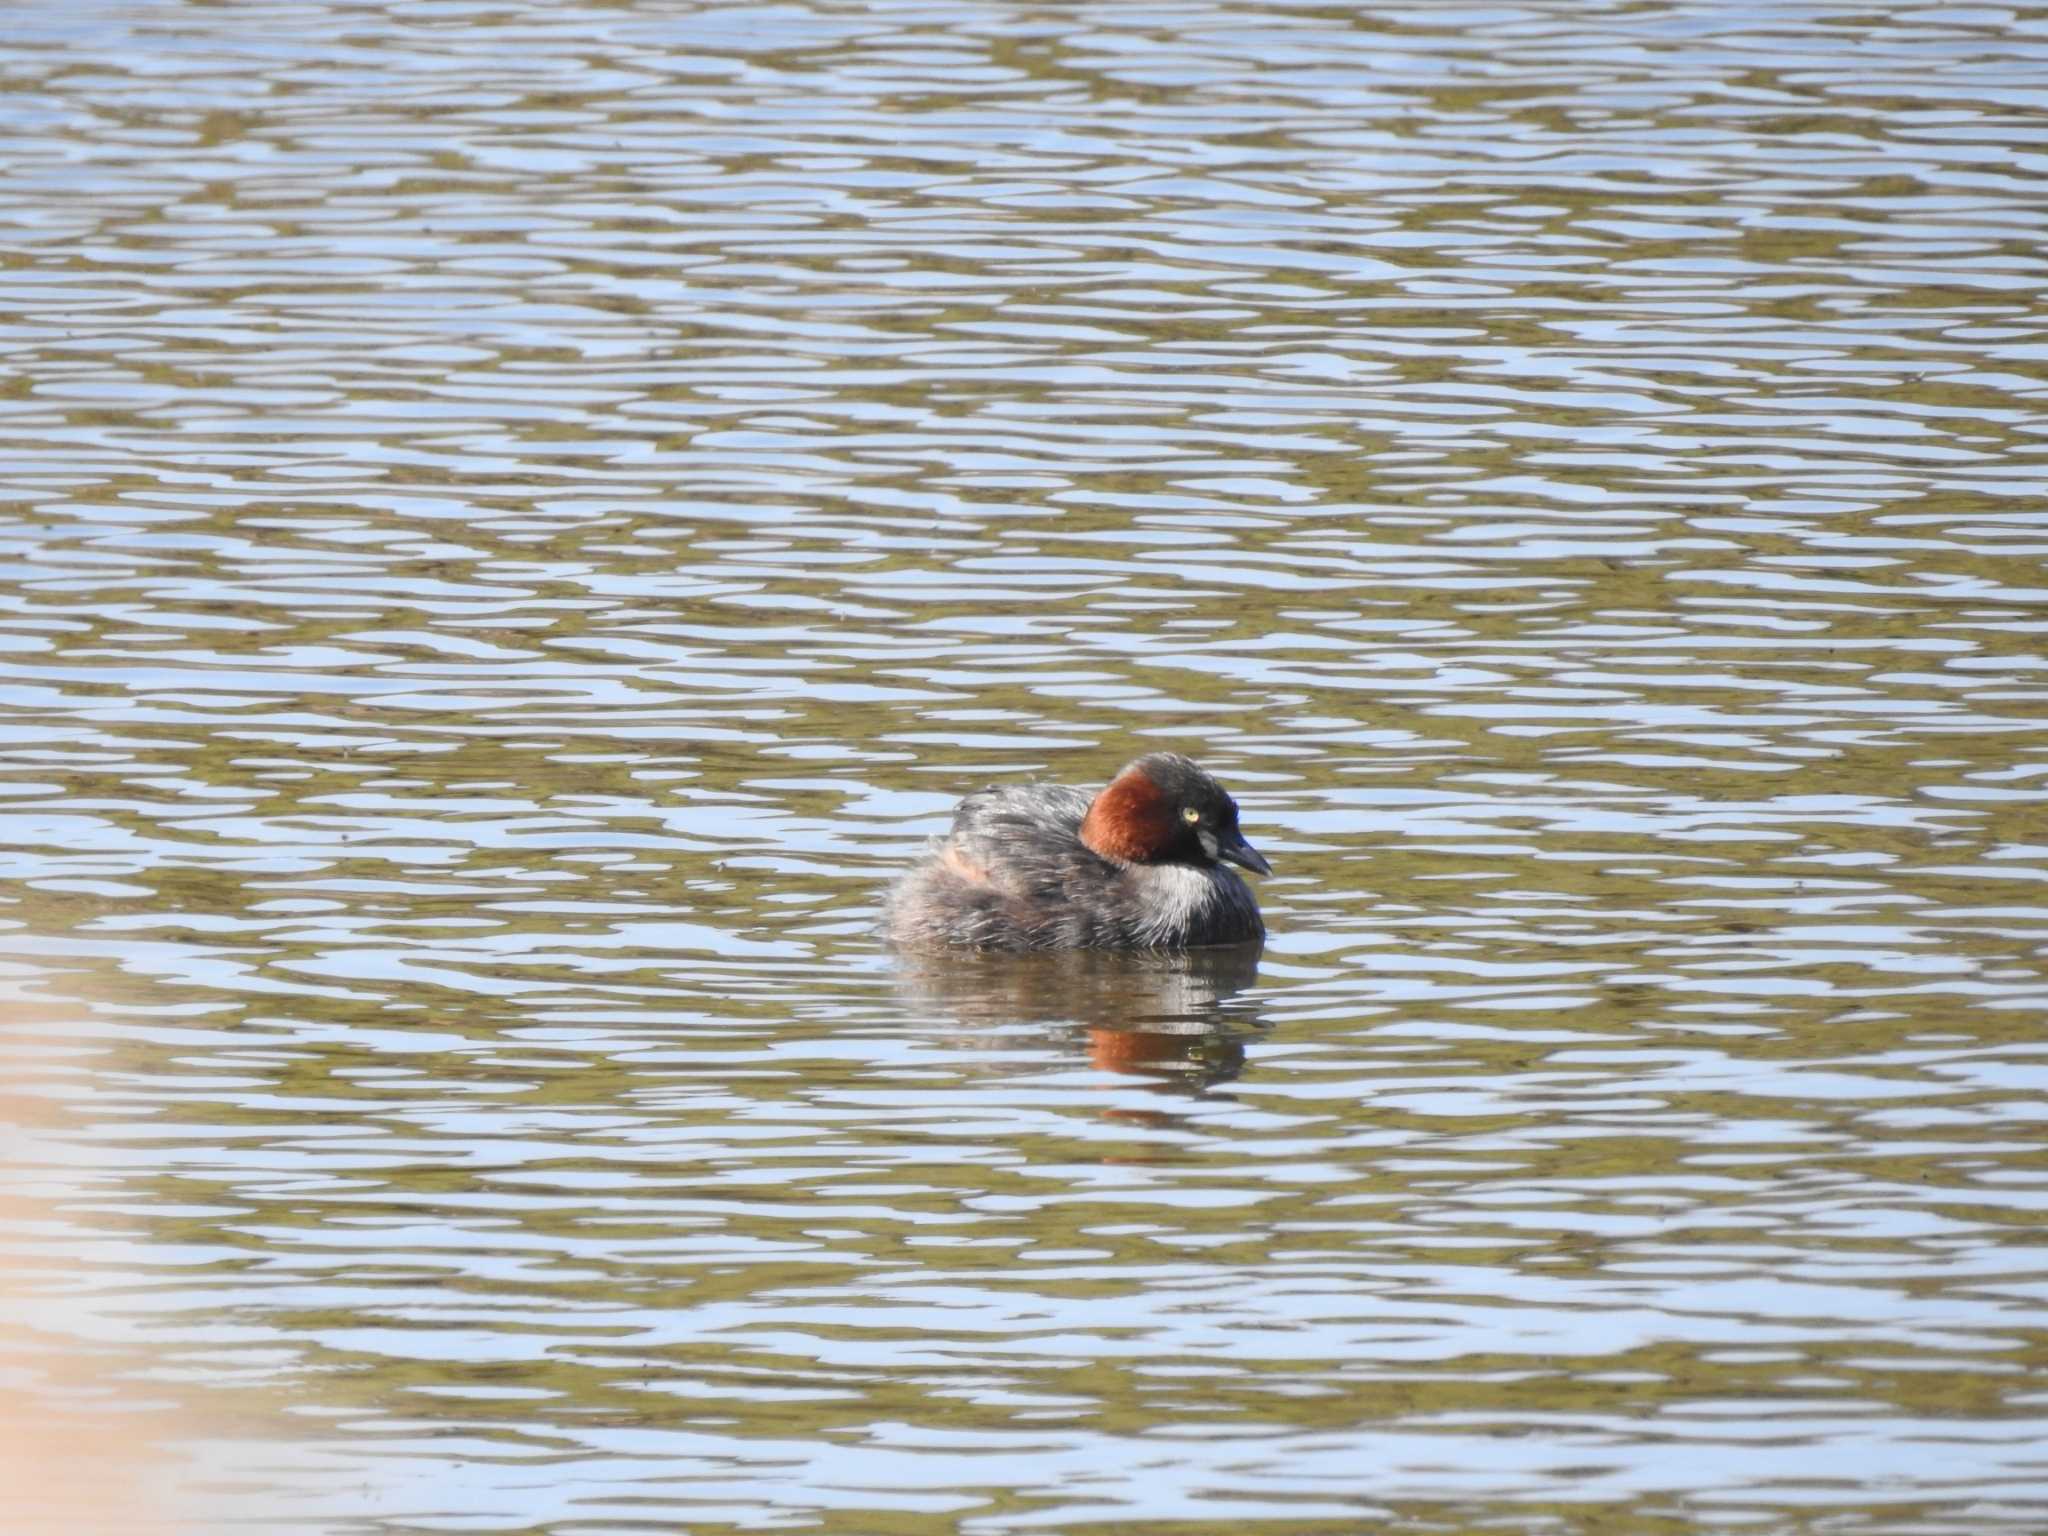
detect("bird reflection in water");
top-left (893, 944), bottom-right (1266, 1114)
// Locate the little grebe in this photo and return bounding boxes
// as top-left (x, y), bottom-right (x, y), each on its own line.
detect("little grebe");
top-left (883, 753), bottom-right (1270, 951)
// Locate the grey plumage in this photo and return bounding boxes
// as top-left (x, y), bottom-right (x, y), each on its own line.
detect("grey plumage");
top-left (882, 763), bottom-right (1265, 952)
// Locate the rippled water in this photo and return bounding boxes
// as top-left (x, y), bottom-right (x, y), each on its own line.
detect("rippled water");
top-left (4, 1), bottom-right (2047, 1531)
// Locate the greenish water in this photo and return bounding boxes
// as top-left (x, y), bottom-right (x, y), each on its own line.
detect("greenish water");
top-left (2, 2), bottom-right (2046, 1532)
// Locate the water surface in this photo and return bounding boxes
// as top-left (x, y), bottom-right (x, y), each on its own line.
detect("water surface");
top-left (3, 2), bottom-right (2047, 1532)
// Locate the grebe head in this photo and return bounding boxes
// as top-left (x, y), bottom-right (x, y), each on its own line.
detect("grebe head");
top-left (1078, 754), bottom-right (1272, 875)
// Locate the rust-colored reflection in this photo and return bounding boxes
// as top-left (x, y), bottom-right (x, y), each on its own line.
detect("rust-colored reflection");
top-left (894, 943), bottom-right (1265, 1098)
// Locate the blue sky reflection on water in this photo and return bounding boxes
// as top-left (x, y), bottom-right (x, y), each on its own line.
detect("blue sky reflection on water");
top-left (1, 0), bottom-right (2046, 1532)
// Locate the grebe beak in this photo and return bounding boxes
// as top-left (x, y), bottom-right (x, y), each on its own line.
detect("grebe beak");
top-left (1218, 830), bottom-right (1271, 877)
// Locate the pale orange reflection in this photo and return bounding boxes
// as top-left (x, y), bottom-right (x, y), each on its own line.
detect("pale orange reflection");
top-left (1, 1019), bottom-right (286, 1536)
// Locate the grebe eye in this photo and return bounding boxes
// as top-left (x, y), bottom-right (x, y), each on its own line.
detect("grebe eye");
top-left (1182, 806), bottom-right (1201, 823)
